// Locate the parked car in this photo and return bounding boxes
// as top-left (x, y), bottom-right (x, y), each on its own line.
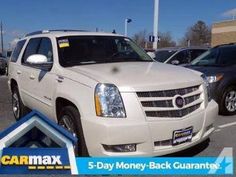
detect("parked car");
top-left (187, 43), bottom-right (236, 115)
top-left (6, 50), bottom-right (12, 59)
top-left (155, 47), bottom-right (208, 65)
top-left (0, 53), bottom-right (7, 75)
top-left (145, 48), bottom-right (156, 59)
top-left (8, 30), bottom-right (218, 156)
top-left (6, 51), bottom-right (12, 74)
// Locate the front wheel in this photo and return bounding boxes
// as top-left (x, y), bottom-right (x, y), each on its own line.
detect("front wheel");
top-left (58, 106), bottom-right (89, 157)
top-left (12, 87), bottom-right (28, 120)
top-left (220, 86), bottom-right (236, 115)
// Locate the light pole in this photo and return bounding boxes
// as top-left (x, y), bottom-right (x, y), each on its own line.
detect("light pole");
top-left (153, 0), bottom-right (159, 50)
top-left (0, 21), bottom-right (3, 53)
top-left (125, 18), bottom-right (132, 36)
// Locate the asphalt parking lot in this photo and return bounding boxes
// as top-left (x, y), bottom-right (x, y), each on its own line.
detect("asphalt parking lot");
top-left (0, 75), bottom-right (236, 176)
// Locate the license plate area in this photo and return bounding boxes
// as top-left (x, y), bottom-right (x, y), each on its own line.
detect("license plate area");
top-left (172, 127), bottom-right (193, 146)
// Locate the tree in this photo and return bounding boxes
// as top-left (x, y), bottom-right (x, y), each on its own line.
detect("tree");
top-left (132, 30), bottom-right (148, 48)
top-left (158, 32), bottom-right (176, 48)
top-left (132, 30), bottom-right (176, 49)
top-left (180, 21), bottom-right (211, 46)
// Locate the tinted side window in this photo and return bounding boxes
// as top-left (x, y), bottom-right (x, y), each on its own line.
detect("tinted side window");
top-left (38, 38), bottom-right (53, 62)
top-left (168, 50), bottom-right (187, 64)
top-left (22, 38), bottom-right (41, 63)
top-left (219, 46), bottom-right (236, 65)
top-left (11, 40), bottom-right (26, 62)
top-left (189, 49), bottom-right (207, 61)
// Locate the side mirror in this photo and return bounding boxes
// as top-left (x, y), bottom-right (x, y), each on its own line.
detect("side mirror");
top-left (147, 52), bottom-right (156, 59)
top-left (171, 60), bottom-right (180, 65)
top-left (26, 54), bottom-right (52, 71)
top-left (26, 54), bottom-right (48, 64)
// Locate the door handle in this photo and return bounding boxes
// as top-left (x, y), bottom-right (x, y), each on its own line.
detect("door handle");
top-left (17, 70), bottom-right (22, 75)
top-left (29, 75), bottom-right (35, 80)
top-left (56, 76), bottom-right (64, 83)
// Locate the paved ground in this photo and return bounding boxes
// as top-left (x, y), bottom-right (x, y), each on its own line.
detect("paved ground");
top-left (0, 75), bottom-right (235, 176)
top-left (0, 76), bottom-right (14, 131)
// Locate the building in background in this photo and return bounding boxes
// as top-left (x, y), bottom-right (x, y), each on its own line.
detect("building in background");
top-left (212, 20), bottom-right (236, 46)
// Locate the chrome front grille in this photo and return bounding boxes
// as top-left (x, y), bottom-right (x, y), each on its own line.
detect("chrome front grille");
top-left (137, 85), bottom-right (203, 119)
top-left (141, 100), bottom-right (173, 108)
top-left (137, 85), bottom-right (199, 98)
top-left (145, 104), bottom-right (201, 118)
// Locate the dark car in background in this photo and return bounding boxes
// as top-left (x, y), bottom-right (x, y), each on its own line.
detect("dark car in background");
top-left (4, 50), bottom-right (12, 75)
top-left (155, 47), bottom-right (208, 65)
top-left (5, 50), bottom-right (12, 59)
top-left (0, 50), bottom-right (12, 75)
top-left (0, 53), bottom-right (7, 75)
top-left (187, 43), bottom-right (236, 115)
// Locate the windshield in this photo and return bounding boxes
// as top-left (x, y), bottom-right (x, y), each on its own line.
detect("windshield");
top-left (155, 50), bottom-right (177, 62)
top-left (57, 36), bottom-right (153, 67)
top-left (191, 48), bottom-right (219, 66)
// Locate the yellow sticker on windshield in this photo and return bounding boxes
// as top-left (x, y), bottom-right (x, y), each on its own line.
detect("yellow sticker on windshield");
top-left (58, 39), bottom-right (70, 48)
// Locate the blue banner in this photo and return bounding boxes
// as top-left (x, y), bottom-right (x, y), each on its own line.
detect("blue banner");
top-left (76, 157), bottom-right (233, 175)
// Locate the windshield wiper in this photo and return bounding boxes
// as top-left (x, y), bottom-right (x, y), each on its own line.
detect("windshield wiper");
top-left (80, 61), bottom-right (97, 64)
top-left (107, 58), bottom-right (153, 63)
top-left (194, 64), bottom-right (221, 67)
top-left (64, 58), bottom-right (153, 67)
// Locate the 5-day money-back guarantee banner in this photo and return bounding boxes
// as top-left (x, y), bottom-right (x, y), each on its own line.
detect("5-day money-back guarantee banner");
top-left (76, 157), bottom-right (234, 175)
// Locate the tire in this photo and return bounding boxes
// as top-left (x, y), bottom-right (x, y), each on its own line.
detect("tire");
top-left (219, 86), bottom-right (236, 115)
top-left (58, 106), bottom-right (89, 157)
top-left (12, 86), bottom-right (28, 121)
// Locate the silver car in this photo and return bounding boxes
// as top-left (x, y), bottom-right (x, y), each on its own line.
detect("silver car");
top-left (155, 47), bottom-right (208, 65)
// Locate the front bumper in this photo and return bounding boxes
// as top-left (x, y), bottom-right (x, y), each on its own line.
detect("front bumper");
top-left (82, 100), bottom-right (218, 157)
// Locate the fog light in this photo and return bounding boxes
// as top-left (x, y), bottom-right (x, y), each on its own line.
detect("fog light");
top-left (103, 144), bottom-right (136, 152)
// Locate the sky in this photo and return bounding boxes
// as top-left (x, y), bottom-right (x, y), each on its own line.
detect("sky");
top-left (0, 0), bottom-right (235, 48)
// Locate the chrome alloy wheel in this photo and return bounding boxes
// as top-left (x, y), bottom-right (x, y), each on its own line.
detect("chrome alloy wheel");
top-left (59, 115), bottom-right (77, 138)
top-left (225, 91), bottom-right (236, 112)
top-left (12, 92), bottom-right (20, 119)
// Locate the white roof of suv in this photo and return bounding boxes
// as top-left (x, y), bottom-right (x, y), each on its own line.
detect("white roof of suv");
top-left (23, 30), bottom-right (123, 39)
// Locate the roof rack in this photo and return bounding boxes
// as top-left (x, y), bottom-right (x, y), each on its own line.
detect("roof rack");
top-left (25, 29), bottom-right (88, 37)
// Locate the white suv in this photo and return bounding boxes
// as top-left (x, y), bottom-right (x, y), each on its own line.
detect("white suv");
top-left (8, 30), bottom-right (218, 156)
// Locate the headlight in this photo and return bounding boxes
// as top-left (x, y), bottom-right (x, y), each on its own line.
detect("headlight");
top-left (201, 74), bottom-right (212, 102)
top-left (94, 83), bottom-right (126, 118)
top-left (207, 74), bottom-right (223, 83)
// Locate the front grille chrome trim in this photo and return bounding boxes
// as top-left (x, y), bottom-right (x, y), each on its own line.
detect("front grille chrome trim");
top-left (137, 85), bottom-right (200, 98)
top-left (136, 85), bottom-right (203, 119)
top-left (145, 104), bottom-right (201, 118)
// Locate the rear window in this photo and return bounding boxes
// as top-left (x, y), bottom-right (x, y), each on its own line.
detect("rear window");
top-left (155, 50), bottom-right (177, 63)
top-left (189, 49), bottom-right (207, 61)
top-left (11, 40), bottom-right (26, 62)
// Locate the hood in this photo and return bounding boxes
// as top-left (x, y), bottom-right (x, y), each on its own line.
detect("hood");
top-left (67, 62), bottom-right (203, 91)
